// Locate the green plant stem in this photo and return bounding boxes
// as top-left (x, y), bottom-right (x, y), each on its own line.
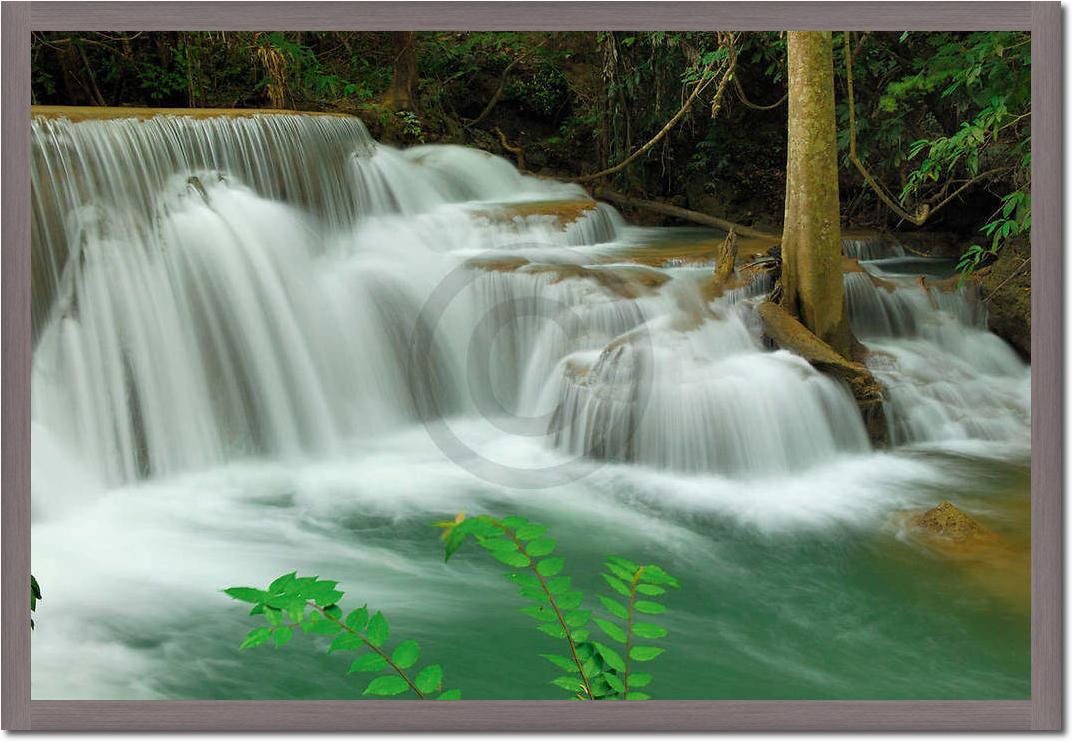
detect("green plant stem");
top-left (622, 567), bottom-right (643, 698)
top-left (304, 601), bottom-right (427, 699)
top-left (495, 523), bottom-right (595, 700)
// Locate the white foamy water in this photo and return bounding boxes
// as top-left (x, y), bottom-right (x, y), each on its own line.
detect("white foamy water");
top-left (30, 114), bottom-right (1030, 700)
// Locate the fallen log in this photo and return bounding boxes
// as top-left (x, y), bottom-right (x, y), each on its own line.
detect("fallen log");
top-left (591, 187), bottom-right (776, 240)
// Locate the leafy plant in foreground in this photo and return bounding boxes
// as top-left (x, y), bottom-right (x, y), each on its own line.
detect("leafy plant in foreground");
top-left (225, 515), bottom-right (678, 700)
top-left (223, 572), bottom-right (460, 700)
top-left (435, 513), bottom-right (679, 700)
top-left (31, 575), bottom-right (41, 629)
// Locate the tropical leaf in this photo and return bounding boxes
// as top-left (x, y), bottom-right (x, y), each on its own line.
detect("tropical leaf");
top-left (363, 675), bottom-right (410, 697)
top-left (414, 664), bottom-right (444, 694)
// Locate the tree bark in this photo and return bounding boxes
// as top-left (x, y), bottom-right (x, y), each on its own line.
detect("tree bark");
top-left (384, 32), bottom-right (418, 111)
top-left (780, 32), bottom-right (853, 358)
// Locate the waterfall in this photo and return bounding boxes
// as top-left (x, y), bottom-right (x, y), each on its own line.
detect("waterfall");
top-left (842, 237), bottom-right (906, 261)
top-left (30, 111), bottom-right (1032, 703)
top-left (31, 111), bottom-right (885, 486)
top-left (30, 111), bottom-right (1030, 490)
top-left (844, 266), bottom-right (1030, 449)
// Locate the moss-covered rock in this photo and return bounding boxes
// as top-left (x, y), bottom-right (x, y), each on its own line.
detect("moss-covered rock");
top-left (910, 500), bottom-right (997, 543)
top-left (978, 240), bottom-right (1030, 359)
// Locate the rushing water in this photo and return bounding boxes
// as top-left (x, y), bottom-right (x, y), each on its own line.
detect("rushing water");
top-left (31, 113), bottom-right (1030, 700)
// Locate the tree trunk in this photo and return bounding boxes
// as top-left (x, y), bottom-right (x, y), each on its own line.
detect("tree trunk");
top-left (780, 32), bottom-right (853, 357)
top-left (384, 32), bottom-right (418, 111)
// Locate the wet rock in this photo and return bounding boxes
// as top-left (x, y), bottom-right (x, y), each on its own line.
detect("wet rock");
top-left (714, 228), bottom-right (738, 284)
top-left (465, 256), bottom-right (530, 273)
top-left (471, 199), bottom-right (598, 230)
top-left (465, 257), bottom-right (669, 300)
top-left (525, 263), bottom-right (669, 299)
top-left (910, 500), bottom-right (997, 543)
top-left (757, 301), bottom-right (887, 446)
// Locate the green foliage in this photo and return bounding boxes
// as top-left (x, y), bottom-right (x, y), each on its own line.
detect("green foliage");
top-left (504, 66), bottom-right (569, 119)
top-left (891, 33), bottom-right (1030, 274)
top-left (224, 572), bottom-right (460, 700)
top-left (30, 575), bottom-right (41, 629)
top-left (394, 110), bottom-right (425, 143)
top-left (957, 190), bottom-right (1031, 281)
top-left (262, 33), bottom-right (373, 103)
top-left (436, 513), bottom-right (678, 700)
top-left (35, 30), bottom-right (1031, 283)
top-left (836, 31), bottom-right (1030, 269)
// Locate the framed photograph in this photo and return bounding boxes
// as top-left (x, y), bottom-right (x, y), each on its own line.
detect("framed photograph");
top-left (2, 1), bottom-right (1061, 731)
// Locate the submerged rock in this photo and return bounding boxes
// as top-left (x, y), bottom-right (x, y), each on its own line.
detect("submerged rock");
top-left (465, 256), bottom-right (669, 300)
top-left (757, 301), bottom-right (887, 446)
top-left (471, 199), bottom-right (598, 230)
top-left (910, 500), bottom-right (997, 543)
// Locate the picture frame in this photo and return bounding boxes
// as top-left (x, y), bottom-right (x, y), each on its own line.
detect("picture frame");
top-left (1, 1), bottom-right (1061, 731)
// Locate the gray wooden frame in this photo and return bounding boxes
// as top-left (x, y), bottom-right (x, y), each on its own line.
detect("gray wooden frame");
top-left (1, 1), bottom-right (1061, 731)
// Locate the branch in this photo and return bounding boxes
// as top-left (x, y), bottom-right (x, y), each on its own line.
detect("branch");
top-left (465, 43), bottom-right (545, 127)
top-left (495, 522), bottom-right (595, 700)
top-left (621, 569), bottom-right (641, 697)
top-left (983, 256), bottom-right (1031, 302)
top-left (732, 71), bottom-right (787, 111)
top-left (844, 33), bottom-right (925, 225)
top-left (929, 167), bottom-right (1014, 214)
top-left (493, 126), bottom-right (525, 171)
top-left (842, 32), bottom-right (1011, 227)
top-left (573, 55), bottom-right (726, 184)
top-left (592, 187), bottom-right (775, 239)
top-left (307, 602), bottom-right (427, 699)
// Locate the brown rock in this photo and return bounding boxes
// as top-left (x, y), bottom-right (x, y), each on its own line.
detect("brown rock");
top-left (910, 500), bottom-right (997, 543)
top-left (465, 256), bottom-right (531, 273)
top-left (465, 257), bottom-right (668, 300)
top-left (714, 228), bottom-right (738, 284)
top-left (471, 199), bottom-right (598, 230)
top-left (978, 240), bottom-right (1030, 359)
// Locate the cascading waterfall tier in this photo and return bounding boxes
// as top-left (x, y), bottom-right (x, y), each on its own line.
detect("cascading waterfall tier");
top-left (842, 236), bottom-right (906, 261)
top-left (31, 111), bottom-right (1028, 491)
top-left (844, 262), bottom-right (1030, 448)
